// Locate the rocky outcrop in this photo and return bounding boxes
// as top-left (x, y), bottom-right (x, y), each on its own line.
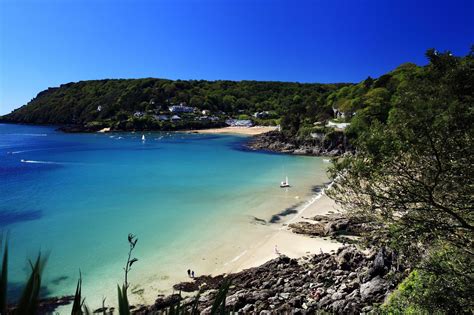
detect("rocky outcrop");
top-left (246, 131), bottom-right (350, 156)
top-left (134, 246), bottom-right (407, 314)
top-left (7, 296), bottom-right (74, 314)
top-left (288, 213), bottom-right (375, 243)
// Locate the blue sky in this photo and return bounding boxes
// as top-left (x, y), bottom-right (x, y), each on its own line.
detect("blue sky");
top-left (0, 0), bottom-right (473, 115)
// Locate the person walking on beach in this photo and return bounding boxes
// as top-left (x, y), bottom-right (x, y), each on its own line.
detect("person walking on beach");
top-left (191, 270), bottom-right (195, 278)
top-left (187, 269), bottom-right (191, 277)
top-left (274, 245), bottom-right (280, 256)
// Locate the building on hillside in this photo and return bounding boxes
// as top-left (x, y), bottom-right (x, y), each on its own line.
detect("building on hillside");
top-left (169, 105), bottom-right (195, 113)
top-left (202, 109), bottom-right (211, 115)
top-left (134, 111), bottom-right (144, 118)
top-left (225, 119), bottom-right (253, 127)
top-left (97, 105), bottom-right (102, 112)
top-left (253, 111), bottom-right (270, 119)
top-left (171, 115), bottom-right (181, 121)
top-left (326, 121), bottom-right (350, 130)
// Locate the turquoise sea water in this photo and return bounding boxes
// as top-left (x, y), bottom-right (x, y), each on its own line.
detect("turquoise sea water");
top-left (0, 123), bottom-right (328, 307)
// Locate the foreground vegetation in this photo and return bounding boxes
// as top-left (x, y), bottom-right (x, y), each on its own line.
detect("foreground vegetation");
top-left (0, 234), bottom-right (232, 314)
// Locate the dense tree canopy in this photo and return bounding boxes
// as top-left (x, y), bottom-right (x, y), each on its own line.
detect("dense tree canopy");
top-left (0, 79), bottom-right (347, 131)
top-left (328, 48), bottom-right (473, 313)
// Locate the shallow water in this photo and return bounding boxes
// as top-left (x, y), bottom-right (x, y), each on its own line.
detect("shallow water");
top-left (0, 123), bottom-right (328, 308)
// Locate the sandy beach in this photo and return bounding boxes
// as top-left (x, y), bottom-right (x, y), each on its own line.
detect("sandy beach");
top-left (189, 126), bottom-right (277, 135)
top-left (217, 193), bottom-right (342, 275)
top-left (127, 186), bottom-right (343, 307)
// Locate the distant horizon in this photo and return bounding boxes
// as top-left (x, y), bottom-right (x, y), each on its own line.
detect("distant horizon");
top-left (1, 0), bottom-right (473, 115)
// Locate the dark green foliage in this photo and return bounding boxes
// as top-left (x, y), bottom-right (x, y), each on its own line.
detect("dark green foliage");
top-left (117, 284), bottom-right (130, 315)
top-left (210, 279), bottom-right (231, 315)
top-left (1, 79), bottom-right (346, 134)
top-left (14, 254), bottom-right (47, 315)
top-left (329, 47), bottom-right (473, 313)
top-left (71, 272), bottom-right (84, 315)
top-left (383, 246), bottom-right (473, 313)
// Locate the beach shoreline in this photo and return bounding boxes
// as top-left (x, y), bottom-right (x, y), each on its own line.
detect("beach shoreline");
top-left (127, 182), bottom-right (343, 308)
top-left (186, 126), bottom-right (277, 136)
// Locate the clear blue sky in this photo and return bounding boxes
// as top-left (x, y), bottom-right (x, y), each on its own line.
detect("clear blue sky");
top-left (0, 0), bottom-right (472, 115)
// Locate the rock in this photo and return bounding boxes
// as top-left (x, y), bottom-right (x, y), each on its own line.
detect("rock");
top-left (148, 294), bottom-right (182, 311)
top-left (289, 221), bottom-right (326, 236)
top-left (335, 246), bottom-right (359, 270)
top-left (279, 292), bottom-right (290, 299)
top-left (134, 246), bottom-right (403, 314)
top-left (241, 304), bottom-right (254, 312)
top-left (360, 276), bottom-right (388, 301)
top-left (276, 277), bottom-right (283, 286)
top-left (331, 291), bottom-right (344, 300)
top-left (246, 130), bottom-right (349, 157)
top-left (366, 247), bottom-right (391, 280)
top-left (330, 299), bottom-right (347, 312)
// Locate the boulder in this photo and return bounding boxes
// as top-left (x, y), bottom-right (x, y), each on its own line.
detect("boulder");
top-left (360, 276), bottom-right (388, 301)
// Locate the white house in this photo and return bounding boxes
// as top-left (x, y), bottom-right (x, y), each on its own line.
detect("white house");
top-left (326, 121), bottom-right (350, 129)
top-left (169, 105), bottom-right (194, 113)
top-left (225, 119), bottom-right (253, 127)
top-left (171, 115), bottom-right (181, 121)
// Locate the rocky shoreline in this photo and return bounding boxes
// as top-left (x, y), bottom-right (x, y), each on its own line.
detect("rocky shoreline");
top-left (246, 131), bottom-right (350, 156)
top-left (129, 215), bottom-right (403, 314)
top-left (134, 245), bottom-right (406, 314)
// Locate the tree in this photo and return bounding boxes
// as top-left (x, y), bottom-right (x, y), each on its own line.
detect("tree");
top-left (327, 49), bottom-right (474, 312)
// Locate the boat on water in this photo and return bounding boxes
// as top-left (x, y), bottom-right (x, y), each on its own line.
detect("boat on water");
top-left (142, 134), bottom-right (146, 141)
top-left (280, 176), bottom-right (290, 188)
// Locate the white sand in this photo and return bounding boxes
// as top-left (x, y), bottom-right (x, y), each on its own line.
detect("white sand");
top-left (217, 194), bottom-right (342, 274)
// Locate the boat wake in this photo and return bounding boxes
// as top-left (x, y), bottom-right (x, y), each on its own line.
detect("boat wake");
top-left (10, 147), bottom-right (54, 154)
top-left (20, 159), bottom-right (62, 165)
top-left (20, 159), bottom-right (84, 165)
top-left (9, 133), bottom-right (47, 137)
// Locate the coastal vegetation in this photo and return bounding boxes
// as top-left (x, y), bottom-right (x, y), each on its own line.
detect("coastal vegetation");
top-left (328, 47), bottom-right (473, 313)
top-left (0, 80), bottom-right (346, 132)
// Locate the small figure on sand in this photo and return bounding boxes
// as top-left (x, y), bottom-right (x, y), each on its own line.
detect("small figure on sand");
top-left (191, 270), bottom-right (195, 278)
top-left (274, 245), bottom-right (280, 256)
top-left (187, 269), bottom-right (191, 277)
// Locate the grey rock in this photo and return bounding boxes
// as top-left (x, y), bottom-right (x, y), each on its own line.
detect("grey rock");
top-left (360, 276), bottom-right (388, 301)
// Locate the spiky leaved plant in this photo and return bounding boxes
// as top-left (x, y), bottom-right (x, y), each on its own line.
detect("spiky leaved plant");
top-left (118, 233), bottom-right (138, 315)
top-left (14, 253), bottom-right (48, 315)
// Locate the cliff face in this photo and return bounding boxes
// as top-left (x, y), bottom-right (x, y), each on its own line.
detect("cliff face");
top-left (246, 130), bottom-right (351, 156)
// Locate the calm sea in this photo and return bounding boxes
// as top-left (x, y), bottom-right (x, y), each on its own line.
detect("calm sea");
top-left (0, 123), bottom-right (328, 307)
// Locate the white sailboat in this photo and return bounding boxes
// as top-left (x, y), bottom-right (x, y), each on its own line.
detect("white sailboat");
top-left (280, 176), bottom-right (290, 188)
top-left (142, 134), bottom-right (146, 141)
